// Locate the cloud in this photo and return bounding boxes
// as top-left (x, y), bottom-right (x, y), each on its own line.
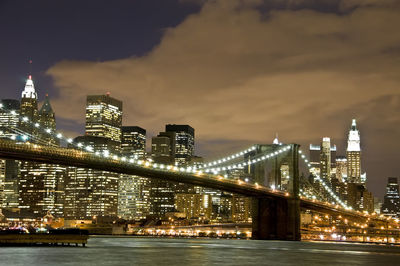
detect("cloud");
top-left (47, 0), bottom-right (400, 197)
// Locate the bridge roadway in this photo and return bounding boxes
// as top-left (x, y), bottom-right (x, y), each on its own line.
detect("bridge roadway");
top-left (0, 139), bottom-right (391, 239)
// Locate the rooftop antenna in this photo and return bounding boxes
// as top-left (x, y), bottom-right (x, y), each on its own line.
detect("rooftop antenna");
top-left (28, 59), bottom-right (33, 79)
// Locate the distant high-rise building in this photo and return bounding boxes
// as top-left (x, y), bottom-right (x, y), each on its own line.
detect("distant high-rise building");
top-left (151, 131), bottom-right (176, 164)
top-left (118, 126), bottom-right (150, 221)
top-left (38, 95), bottom-right (57, 145)
top-left (381, 177), bottom-right (400, 218)
top-left (121, 126), bottom-right (146, 159)
top-left (347, 183), bottom-right (374, 213)
top-left (64, 136), bottom-right (119, 219)
top-left (335, 156), bottom-right (347, 182)
top-left (0, 99), bottom-right (20, 140)
top-left (346, 119), bottom-right (361, 184)
top-left (19, 75), bottom-right (38, 138)
top-left (65, 94), bottom-right (123, 220)
top-left (85, 94), bottom-right (122, 147)
top-left (320, 137), bottom-right (331, 182)
top-left (165, 124), bottom-right (194, 166)
top-left (0, 99), bottom-right (20, 209)
top-left (18, 83), bottom-right (65, 217)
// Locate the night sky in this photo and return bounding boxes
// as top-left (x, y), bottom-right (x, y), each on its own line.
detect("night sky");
top-left (1, 0), bottom-right (400, 198)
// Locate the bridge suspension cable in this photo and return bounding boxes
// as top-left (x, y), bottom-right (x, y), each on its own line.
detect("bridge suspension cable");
top-left (203, 145), bottom-right (292, 174)
top-left (200, 146), bottom-right (257, 169)
top-left (298, 149), bottom-right (350, 210)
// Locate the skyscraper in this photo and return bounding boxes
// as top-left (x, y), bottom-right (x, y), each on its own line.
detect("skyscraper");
top-left (121, 126), bottom-right (146, 159)
top-left (19, 75), bottom-right (38, 138)
top-left (151, 131), bottom-right (176, 164)
top-left (18, 77), bottom-right (65, 217)
top-left (38, 95), bottom-right (57, 145)
top-left (118, 126), bottom-right (150, 221)
top-left (165, 124), bottom-right (194, 166)
top-left (65, 136), bottom-right (119, 219)
top-left (85, 94), bottom-right (122, 147)
top-left (0, 99), bottom-right (20, 208)
top-left (381, 177), bottom-right (400, 218)
top-left (309, 139), bottom-right (337, 180)
top-left (0, 99), bottom-right (20, 140)
top-left (335, 156), bottom-right (347, 182)
top-left (65, 94), bottom-right (123, 220)
top-left (320, 137), bottom-right (331, 182)
top-left (347, 119), bottom-right (361, 184)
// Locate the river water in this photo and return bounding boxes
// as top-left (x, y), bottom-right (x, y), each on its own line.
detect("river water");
top-left (1, 236), bottom-right (400, 265)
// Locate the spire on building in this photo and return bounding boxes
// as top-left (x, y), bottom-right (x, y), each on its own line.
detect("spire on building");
top-left (347, 118), bottom-right (360, 152)
top-left (39, 94), bottom-right (54, 114)
top-left (273, 133), bottom-right (279, 144)
top-left (21, 75), bottom-right (37, 99)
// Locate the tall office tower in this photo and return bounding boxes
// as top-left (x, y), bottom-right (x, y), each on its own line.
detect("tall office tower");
top-left (310, 139), bottom-right (337, 181)
top-left (381, 177), bottom-right (400, 218)
top-left (121, 126), bottom-right (146, 159)
top-left (19, 88), bottom-right (66, 217)
top-left (85, 94), bottom-right (122, 149)
top-left (0, 99), bottom-right (20, 139)
top-left (148, 131), bottom-right (177, 220)
top-left (19, 75), bottom-right (38, 138)
top-left (118, 126), bottom-right (150, 220)
top-left (320, 137), bottom-right (331, 181)
top-left (0, 100), bottom-right (20, 208)
top-left (151, 131), bottom-right (176, 164)
top-left (309, 144), bottom-right (321, 177)
top-left (335, 156), bottom-right (347, 182)
top-left (38, 95), bottom-right (57, 145)
top-left (64, 94), bottom-right (122, 220)
top-left (64, 136), bottom-right (119, 220)
top-left (165, 124), bottom-right (194, 166)
top-left (346, 119), bottom-right (361, 184)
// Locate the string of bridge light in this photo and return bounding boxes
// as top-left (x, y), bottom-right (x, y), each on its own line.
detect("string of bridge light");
top-left (200, 146), bottom-right (257, 169)
top-left (204, 145), bottom-right (292, 174)
top-left (298, 149), bottom-right (350, 210)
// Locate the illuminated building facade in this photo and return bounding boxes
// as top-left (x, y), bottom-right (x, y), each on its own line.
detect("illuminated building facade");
top-left (175, 193), bottom-right (212, 221)
top-left (18, 77), bottom-right (66, 217)
top-left (65, 136), bottom-right (119, 219)
top-left (335, 156), bottom-right (347, 182)
top-left (121, 126), bottom-right (146, 159)
top-left (118, 126), bottom-right (150, 220)
top-left (346, 119), bottom-right (361, 184)
top-left (0, 99), bottom-right (20, 208)
top-left (381, 177), bottom-right (400, 218)
top-left (309, 140), bottom-right (337, 181)
top-left (320, 137), bottom-right (332, 182)
top-left (85, 94), bottom-right (122, 146)
top-left (149, 131), bottom-right (176, 219)
top-left (232, 195), bottom-right (252, 223)
top-left (165, 124), bottom-right (194, 166)
top-left (0, 99), bottom-right (20, 140)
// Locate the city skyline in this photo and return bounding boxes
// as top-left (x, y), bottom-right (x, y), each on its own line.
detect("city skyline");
top-left (1, 0), bottom-right (400, 201)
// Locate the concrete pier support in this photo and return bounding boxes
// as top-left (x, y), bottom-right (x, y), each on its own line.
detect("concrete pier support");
top-left (252, 144), bottom-right (301, 240)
